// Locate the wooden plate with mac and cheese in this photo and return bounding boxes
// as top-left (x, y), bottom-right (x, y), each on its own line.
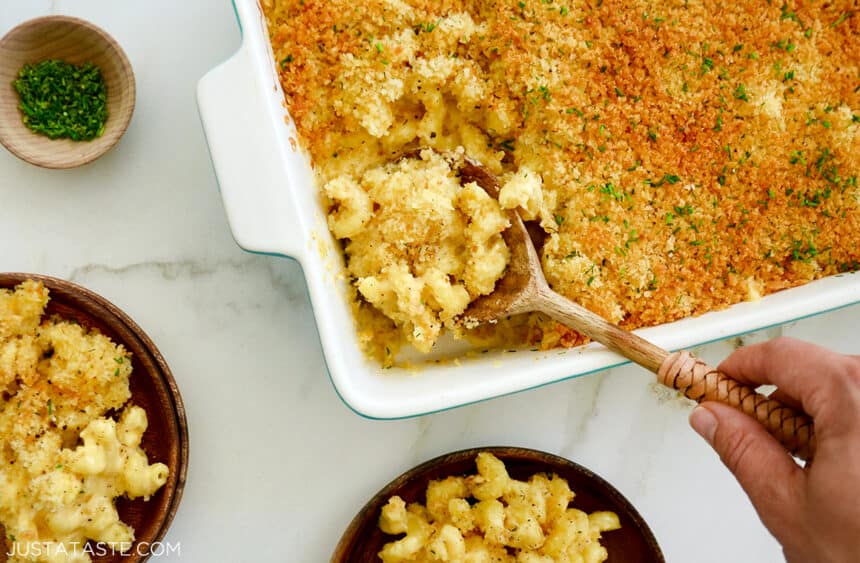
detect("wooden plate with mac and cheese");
top-left (333, 447), bottom-right (663, 563)
top-left (0, 273), bottom-right (188, 563)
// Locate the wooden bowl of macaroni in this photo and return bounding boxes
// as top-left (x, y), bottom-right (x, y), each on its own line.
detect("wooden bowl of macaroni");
top-left (0, 273), bottom-right (187, 563)
top-left (333, 447), bottom-right (663, 563)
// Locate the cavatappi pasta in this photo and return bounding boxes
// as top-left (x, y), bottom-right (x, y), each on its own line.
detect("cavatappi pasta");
top-left (0, 281), bottom-right (168, 563)
top-left (378, 453), bottom-right (620, 562)
top-left (324, 148), bottom-right (511, 353)
top-left (264, 0), bottom-right (859, 363)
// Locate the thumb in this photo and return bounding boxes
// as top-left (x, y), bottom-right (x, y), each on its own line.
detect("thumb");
top-left (690, 402), bottom-right (804, 524)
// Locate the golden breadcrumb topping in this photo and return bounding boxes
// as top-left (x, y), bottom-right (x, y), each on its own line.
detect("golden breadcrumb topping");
top-left (1, 281), bottom-right (168, 562)
top-left (265, 0), bottom-right (859, 360)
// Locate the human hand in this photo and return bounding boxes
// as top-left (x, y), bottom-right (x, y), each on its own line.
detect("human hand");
top-left (688, 337), bottom-right (860, 563)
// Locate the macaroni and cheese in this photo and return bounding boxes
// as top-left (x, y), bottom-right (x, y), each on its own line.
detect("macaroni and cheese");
top-left (0, 281), bottom-right (169, 563)
top-left (265, 0), bottom-right (859, 362)
top-left (325, 148), bottom-right (510, 353)
top-left (378, 452), bottom-right (620, 562)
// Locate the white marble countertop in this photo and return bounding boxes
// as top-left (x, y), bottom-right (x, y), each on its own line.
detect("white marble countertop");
top-left (2, 2), bottom-right (858, 562)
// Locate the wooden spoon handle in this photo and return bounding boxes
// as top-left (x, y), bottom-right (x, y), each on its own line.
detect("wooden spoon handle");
top-left (658, 351), bottom-right (815, 460)
top-left (537, 289), bottom-right (815, 460)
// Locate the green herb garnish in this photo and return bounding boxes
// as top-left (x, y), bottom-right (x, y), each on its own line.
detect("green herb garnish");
top-left (415, 20), bottom-right (440, 33)
top-left (13, 59), bottom-right (107, 141)
top-left (773, 39), bottom-right (796, 52)
top-left (831, 11), bottom-right (851, 27)
top-left (780, 5), bottom-right (801, 24)
top-left (538, 85), bottom-right (552, 101)
top-left (644, 174), bottom-right (680, 188)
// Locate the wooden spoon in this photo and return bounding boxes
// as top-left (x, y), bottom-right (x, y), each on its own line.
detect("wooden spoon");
top-left (457, 159), bottom-right (815, 461)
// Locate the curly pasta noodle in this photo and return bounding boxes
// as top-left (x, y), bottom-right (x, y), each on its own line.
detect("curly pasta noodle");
top-left (264, 0), bottom-right (859, 361)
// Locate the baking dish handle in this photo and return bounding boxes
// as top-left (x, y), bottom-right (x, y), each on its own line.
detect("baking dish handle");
top-left (197, 42), bottom-right (305, 259)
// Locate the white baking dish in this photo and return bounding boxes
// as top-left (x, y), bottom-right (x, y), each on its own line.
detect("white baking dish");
top-left (197, 0), bottom-right (860, 419)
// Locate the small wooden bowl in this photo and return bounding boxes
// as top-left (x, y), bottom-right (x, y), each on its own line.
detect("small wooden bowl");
top-left (333, 447), bottom-right (664, 563)
top-left (0, 16), bottom-right (135, 168)
top-left (0, 273), bottom-right (187, 563)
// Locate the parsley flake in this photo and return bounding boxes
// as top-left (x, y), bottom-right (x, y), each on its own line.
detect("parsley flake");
top-left (13, 59), bottom-right (108, 141)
